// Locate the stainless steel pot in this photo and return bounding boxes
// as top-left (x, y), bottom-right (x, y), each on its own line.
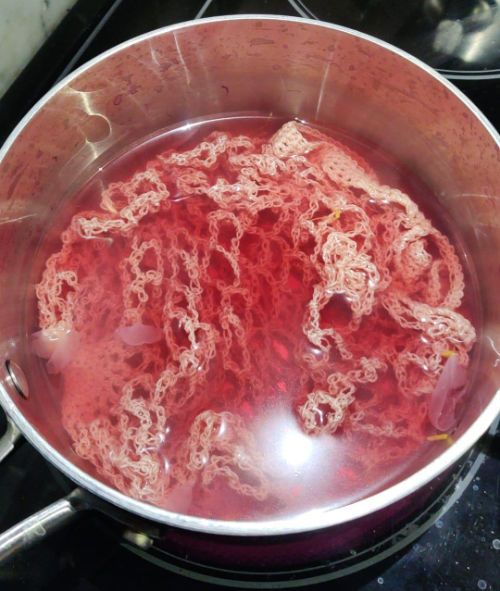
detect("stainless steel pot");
top-left (0, 15), bottom-right (498, 564)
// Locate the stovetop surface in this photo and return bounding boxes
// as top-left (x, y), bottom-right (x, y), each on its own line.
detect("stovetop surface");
top-left (0, 1), bottom-right (498, 590)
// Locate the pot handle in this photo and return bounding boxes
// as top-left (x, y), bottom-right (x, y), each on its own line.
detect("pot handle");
top-left (0, 415), bottom-right (21, 463)
top-left (0, 490), bottom-right (84, 564)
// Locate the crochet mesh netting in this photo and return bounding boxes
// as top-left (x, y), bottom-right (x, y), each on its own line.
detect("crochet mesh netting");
top-left (34, 120), bottom-right (476, 515)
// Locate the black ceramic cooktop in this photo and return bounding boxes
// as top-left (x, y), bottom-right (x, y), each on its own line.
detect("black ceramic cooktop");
top-left (0, 1), bottom-right (499, 590)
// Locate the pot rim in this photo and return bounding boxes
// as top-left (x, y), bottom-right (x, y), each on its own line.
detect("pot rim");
top-left (1, 14), bottom-right (499, 537)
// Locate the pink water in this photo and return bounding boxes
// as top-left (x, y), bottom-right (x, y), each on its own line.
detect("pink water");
top-left (32, 116), bottom-right (477, 520)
